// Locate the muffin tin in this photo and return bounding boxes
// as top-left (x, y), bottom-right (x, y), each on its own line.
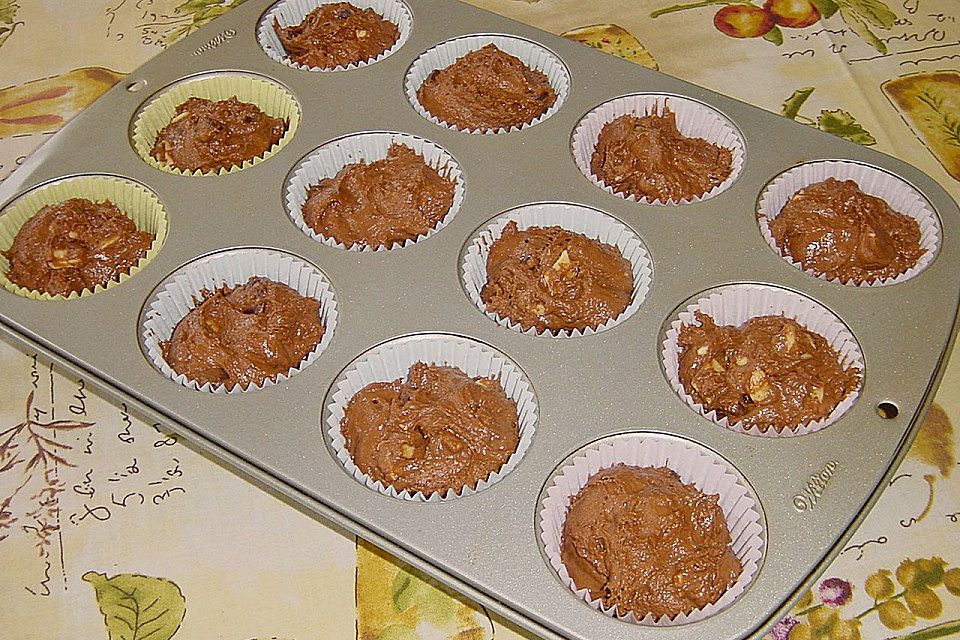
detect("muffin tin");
top-left (1, 0), bottom-right (958, 638)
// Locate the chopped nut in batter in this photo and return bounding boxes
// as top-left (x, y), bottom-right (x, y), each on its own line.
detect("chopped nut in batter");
top-left (480, 222), bottom-right (633, 333)
top-left (677, 311), bottom-right (860, 432)
top-left (339, 362), bottom-right (520, 497)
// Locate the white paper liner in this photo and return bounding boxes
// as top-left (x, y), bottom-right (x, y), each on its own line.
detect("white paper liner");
top-left (539, 433), bottom-right (765, 625)
top-left (756, 160), bottom-right (941, 286)
top-left (404, 34), bottom-right (570, 134)
top-left (461, 202), bottom-right (652, 338)
top-left (131, 73), bottom-right (301, 177)
top-left (141, 247), bottom-right (338, 393)
top-left (0, 174), bottom-right (168, 300)
top-left (285, 131), bottom-right (464, 251)
top-left (325, 334), bottom-right (537, 500)
top-left (258, 0), bottom-right (412, 72)
top-left (661, 284), bottom-right (863, 437)
top-left (571, 94), bottom-right (745, 205)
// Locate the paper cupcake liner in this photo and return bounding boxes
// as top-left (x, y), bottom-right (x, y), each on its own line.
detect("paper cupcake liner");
top-left (661, 284), bottom-right (863, 437)
top-left (325, 333), bottom-right (538, 500)
top-left (0, 175), bottom-right (168, 301)
top-left (756, 160), bottom-right (941, 286)
top-left (539, 432), bottom-right (765, 625)
top-left (258, 0), bottom-right (412, 72)
top-left (141, 247), bottom-right (337, 393)
top-left (405, 34), bottom-right (570, 134)
top-left (461, 202), bottom-right (652, 338)
top-left (131, 72), bottom-right (301, 177)
top-left (571, 94), bottom-right (745, 205)
top-left (285, 131), bottom-right (465, 251)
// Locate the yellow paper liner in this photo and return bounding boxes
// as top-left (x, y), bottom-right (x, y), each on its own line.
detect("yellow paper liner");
top-left (0, 175), bottom-right (168, 300)
top-left (131, 72), bottom-right (301, 176)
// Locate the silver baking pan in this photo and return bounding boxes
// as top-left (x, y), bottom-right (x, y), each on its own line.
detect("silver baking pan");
top-left (1, 1), bottom-right (958, 638)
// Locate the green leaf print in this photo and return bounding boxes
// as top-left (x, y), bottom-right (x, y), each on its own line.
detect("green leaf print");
top-left (391, 572), bottom-right (417, 612)
top-left (818, 109), bottom-right (877, 144)
top-left (83, 571), bottom-right (186, 640)
top-left (839, 6), bottom-right (887, 53)
top-left (0, 0), bottom-right (16, 24)
top-left (164, 0), bottom-right (247, 46)
top-left (0, 21), bottom-right (18, 47)
top-left (0, 0), bottom-right (19, 48)
top-left (838, 0), bottom-right (895, 29)
top-left (782, 87), bottom-right (816, 120)
top-left (809, 0), bottom-right (840, 19)
top-left (885, 619), bottom-right (960, 639)
top-left (763, 26), bottom-right (785, 45)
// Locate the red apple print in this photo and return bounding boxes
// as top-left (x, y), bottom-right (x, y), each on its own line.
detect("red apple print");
top-left (714, 4), bottom-right (777, 38)
top-left (764, 0), bottom-right (822, 28)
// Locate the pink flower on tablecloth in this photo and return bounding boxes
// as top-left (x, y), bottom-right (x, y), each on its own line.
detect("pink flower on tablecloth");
top-left (819, 577), bottom-right (853, 607)
top-left (769, 616), bottom-right (799, 640)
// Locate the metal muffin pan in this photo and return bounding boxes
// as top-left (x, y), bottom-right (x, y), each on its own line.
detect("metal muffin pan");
top-left (1, 0), bottom-right (958, 638)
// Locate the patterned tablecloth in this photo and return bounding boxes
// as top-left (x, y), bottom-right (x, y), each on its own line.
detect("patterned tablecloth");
top-left (1, 2), bottom-right (959, 639)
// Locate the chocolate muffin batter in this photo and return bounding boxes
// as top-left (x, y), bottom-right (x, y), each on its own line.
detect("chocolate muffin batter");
top-left (416, 44), bottom-right (557, 131)
top-left (3, 198), bottom-right (154, 297)
top-left (768, 177), bottom-right (925, 284)
top-left (480, 222), bottom-right (633, 333)
top-left (273, 2), bottom-right (399, 69)
top-left (340, 362), bottom-right (520, 497)
top-left (591, 109), bottom-right (733, 202)
top-left (677, 312), bottom-right (860, 432)
top-left (150, 96), bottom-right (287, 173)
top-left (561, 464), bottom-right (742, 620)
top-left (302, 143), bottom-right (455, 249)
top-left (161, 276), bottom-right (324, 391)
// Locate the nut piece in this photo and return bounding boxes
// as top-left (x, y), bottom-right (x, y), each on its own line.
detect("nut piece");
top-left (748, 369), bottom-right (770, 403)
top-left (551, 249), bottom-right (572, 271)
top-left (47, 257), bottom-right (83, 269)
top-left (533, 303), bottom-right (546, 315)
top-left (400, 444), bottom-right (415, 459)
top-left (735, 356), bottom-right (748, 366)
top-left (800, 353), bottom-right (813, 360)
top-left (201, 316), bottom-right (220, 334)
top-left (98, 234), bottom-right (120, 249)
top-left (749, 384), bottom-right (770, 402)
top-left (783, 324), bottom-right (796, 350)
top-left (696, 345), bottom-right (709, 356)
top-left (812, 386), bottom-right (824, 403)
top-left (710, 359), bottom-right (725, 373)
top-left (48, 249), bottom-right (83, 269)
